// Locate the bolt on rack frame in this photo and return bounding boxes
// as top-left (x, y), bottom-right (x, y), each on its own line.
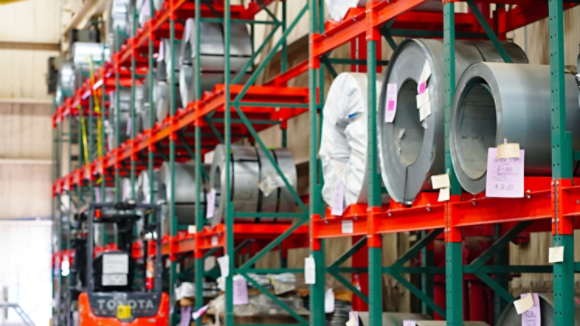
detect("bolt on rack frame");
top-left (51, 1), bottom-right (316, 325)
top-left (308, 1), bottom-right (580, 326)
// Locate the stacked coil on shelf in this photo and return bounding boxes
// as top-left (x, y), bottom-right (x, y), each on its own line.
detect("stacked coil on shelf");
top-left (496, 293), bottom-right (580, 325)
top-left (376, 39), bottom-right (528, 204)
top-left (158, 161), bottom-right (210, 235)
top-left (208, 145), bottom-right (298, 226)
top-left (106, 90), bottom-right (132, 150)
top-left (155, 39), bottom-right (184, 121)
top-left (449, 63), bottom-right (580, 194)
top-left (179, 18), bottom-right (253, 105)
top-left (318, 72), bottom-right (383, 209)
top-left (107, 0), bottom-right (130, 51)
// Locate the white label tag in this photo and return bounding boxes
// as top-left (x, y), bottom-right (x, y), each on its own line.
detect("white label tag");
top-left (325, 289), bottom-right (335, 313)
top-left (217, 255), bottom-right (230, 277)
top-left (158, 39), bottom-right (165, 61)
top-left (438, 187), bottom-right (450, 202)
top-left (304, 255), bottom-right (316, 284)
top-left (416, 90), bottom-right (429, 109)
top-left (184, 19), bottom-right (192, 43)
top-left (418, 61), bottom-right (431, 94)
top-left (347, 312), bottom-right (359, 326)
top-left (403, 321), bottom-right (417, 326)
top-left (384, 83), bottom-right (398, 123)
top-left (486, 148), bottom-right (525, 198)
top-left (549, 246), bottom-right (564, 263)
top-left (331, 180), bottom-right (345, 216)
top-left (431, 174), bottom-right (450, 189)
top-left (102, 274), bottom-right (128, 286)
top-left (233, 277), bottom-right (249, 305)
top-left (514, 292), bottom-right (535, 314)
top-left (206, 189), bottom-right (216, 219)
top-left (497, 141), bottom-right (521, 159)
top-left (419, 101), bottom-right (431, 121)
top-left (341, 220), bottom-right (354, 234)
top-left (188, 225), bottom-right (196, 234)
top-left (211, 236), bottom-right (218, 246)
top-left (103, 253), bottom-right (129, 274)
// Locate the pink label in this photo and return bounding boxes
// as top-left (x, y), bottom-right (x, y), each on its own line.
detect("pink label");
top-left (180, 306), bottom-right (191, 326)
top-left (521, 293), bottom-right (541, 326)
top-left (384, 83), bottom-right (398, 123)
top-left (233, 277), bottom-right (249, 305)
top-left (403, 321), bottom-right (417, 326)
top-left (418, 82), bottom-right (426, 94)
top-left (485, 148), bottom-right (525, 198)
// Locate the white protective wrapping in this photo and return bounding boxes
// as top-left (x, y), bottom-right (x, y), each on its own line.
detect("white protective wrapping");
top-left (319, 72), bottom-right (382, 208)
top-left (325, 0), bottom-right (366, 22)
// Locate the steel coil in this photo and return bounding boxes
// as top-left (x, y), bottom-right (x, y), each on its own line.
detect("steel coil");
top-left (159, 161), bottom-right (209, 235)
top-left (208, 145), bottom-right (297, 226)
top-left (450, 63), bottom-right (580, 194)
top-left (179, 18), bottom-right (253, 104)
top-left (121, 178), bottom-right (139, 201)
top-left (377, 39), bottom-right (528, 204)
top-left (56, 62), bottom-right (75, 107)
top-left (497, 293), bottom-right (580, 325)
top-left (137, 169), bottom-right (162, 204)
top-left (153, 0), bottom-right (164, 11)
top-left (71, 42), bottom-right (110, 68)
top-left (107, 90), bottom-right (132, 149)
top-left (107, 0), bottom-right (130, 51)
top-left (155, 80), bottom-right (182, 121)
top-left (319, 72), bottom-right (382, 207)
top-left (358, 312), bottom-right (430, 326)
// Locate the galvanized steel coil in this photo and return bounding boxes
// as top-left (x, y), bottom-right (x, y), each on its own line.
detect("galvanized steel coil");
top-left (377, 39), bottom-right (528, 204)
top-left (56, 62), bottom-right (75, 107)
top-left (107, 0), bottom-right (130, 51)
top-left (208, 145), bottom-right (297, 226)
top-left (159, 161), bottom-right (209, 235)
top-left (450, 63), bottom-right (580, 194)
top-left (179, 18), bottom-right (253, 105)
top-left (319, 72), bottom-right (382, 207)
top-left (137, 169), bottom-right (162, 204)
top-left (497, 293), bottom-right (580, 325)
top-left (107, 90), bottom-right (132, 149)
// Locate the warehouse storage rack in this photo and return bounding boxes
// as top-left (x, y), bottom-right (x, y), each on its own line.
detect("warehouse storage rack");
top-left (51, 1), bottom-right (316, 324)
top-left (307, 1), bottom-right (580, 326)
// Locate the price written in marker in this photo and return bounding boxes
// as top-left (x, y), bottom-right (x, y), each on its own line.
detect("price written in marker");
top-left (485, 148), bottom-right (524, 198)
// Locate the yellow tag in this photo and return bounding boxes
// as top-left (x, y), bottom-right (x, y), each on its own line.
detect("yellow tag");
top-left (117, 305), bottom-right (131, 319)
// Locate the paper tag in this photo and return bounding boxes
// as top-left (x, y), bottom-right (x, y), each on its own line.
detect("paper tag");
top-left (188, 225), bottom-right (196, 234)
top-left (184, 19), bottom-right (192, 43)
top-left (192, 304), bottom-right (209, 320)
top-left (331, 180), bottom-right (345, 216)
top-left (438, 187), bottom-right (450, 202)
top-left (514, 292), bottom-right (535, 314)
top-left (211, 235), bottom-right (218, 246)
top-left (95, 188), bottom-right (101, 202)
top-left (272, 279), bottom-right (295, 295)
top-left (521, 293), bottom-right (541, 326)
top-left (497, 139), bottom-right (521, 158)
top-left (419, 101), bottom-right (431, 121)
top-left (341, 220), bottom-right (354, 234)
top-left (325, 289), bottom-right (335, 313)
top-left (417, 61), bottom-right (432, 94)
top-left (126, 115), bottom-right (132, 136)
top-left (217, 255), bottom-right (229, 277)
top-left (158, 39), bottom-right (165, 61)
top-left (485, 148), bottom-right (525, 198)
top-left (431, 174), bottom-right (450, 189)
top-left (416, 90), bottom-right (429, 109)
top-left (206, 189), bottom-right (216, 219)
top-left (347, 312), bottom-right (359, 326)
top-left (384, 83), bottom-right (398, 123)
top-left (180, 306), bottom-right (192, 326)
top-left (403, 321), bottom-right (417, 326)
top-left (233, 277), bottom-right (249, 305)
top-left (549, 246), bottom-right (564, 263)
top-left (305, 255), bottom-right (315, 284)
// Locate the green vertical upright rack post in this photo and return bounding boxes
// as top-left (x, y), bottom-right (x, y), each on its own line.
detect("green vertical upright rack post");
top-left (130, 4), bottom-right (138, 202)
top-left (115, 28), bottom-right (122, 204)
top-left (168, 11), bottom-right (178, 325)
top-left (148, 0), bottom-right (156, 230)
top-left (549, 0), bottom-right (575, 320)
top-left (194, 1), bottom-right (204, 326)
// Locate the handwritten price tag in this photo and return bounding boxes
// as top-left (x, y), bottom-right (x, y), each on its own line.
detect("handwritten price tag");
top-left (384, 83), bottom-right (398, 123)
top-left (485, 148), bottom-right (524, 198)
top-left (521, 293), bottom-right (541, 326)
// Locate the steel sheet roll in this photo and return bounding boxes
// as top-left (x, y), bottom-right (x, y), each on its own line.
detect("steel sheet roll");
top-left (450, 63), bottom-right (580, 194)
top-left (256, 148), bottom-right (298, 217)
top-left (153, 0), bottom-right (164, 11)
top-left (137, 169), bottom-right (162, 204)
top-left (358, 312), bottom-right (430, 326)
top-left (71, 42), bottom-right (110, 67)
top-left (159, 161), bottom-right (209, 235)
top-left (155, 80), bottom-right (182, 121)
top-left (107, 0), bottom-right (130, 51)
top-left (107, 91), bottom-right (132, 149)
top-left (56, 62), bottom-right (75, 107)
top-left (377, 39), bottom-right (528, 204)
top-left (319, 72), bottom-right (382, 207)
top-left (179, 19), bottom-right (253, 104)
top-left (497, 293), bottom-right (580, 325)
top-left (121, 178), bottom-right (139, 201)
top-left (208, 145), bottom-right (298, 226)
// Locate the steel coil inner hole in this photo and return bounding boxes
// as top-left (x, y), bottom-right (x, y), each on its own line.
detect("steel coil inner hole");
top-left (456, 80), bottom-right (497, 180)
top-left (394, 79), bottom-right (424, 166)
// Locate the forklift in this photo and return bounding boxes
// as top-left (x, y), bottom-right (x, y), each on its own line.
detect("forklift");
top-left (74, 201), bottom-right (169, 325)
